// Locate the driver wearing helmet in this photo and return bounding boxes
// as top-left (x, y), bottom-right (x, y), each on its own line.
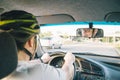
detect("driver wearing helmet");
top-left (0, 10), bottom-right (75, 80)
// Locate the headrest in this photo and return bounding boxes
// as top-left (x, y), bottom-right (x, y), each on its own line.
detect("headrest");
top-left (0, 32), bottom-right (18, 79)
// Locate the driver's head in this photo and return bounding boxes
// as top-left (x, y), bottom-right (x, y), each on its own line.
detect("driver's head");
top-left (82, 28), bottom-right (93, 38)
top-left (0, 10), bottom-right (40, 60)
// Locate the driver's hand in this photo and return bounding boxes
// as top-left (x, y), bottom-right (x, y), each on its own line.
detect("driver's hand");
top-left (63, 52), bottom-right (75, 80)
top-left (64, 52), bottom-right (75, 64)
top-left (41, 53), bottom-right (51, 63)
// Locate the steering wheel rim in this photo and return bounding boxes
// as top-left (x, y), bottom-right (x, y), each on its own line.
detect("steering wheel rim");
top-left (48, 51), bottom-right (77, 80)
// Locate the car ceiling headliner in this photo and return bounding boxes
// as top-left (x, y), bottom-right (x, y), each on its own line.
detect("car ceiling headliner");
top-left (0, 0), bottom-right (120, 21)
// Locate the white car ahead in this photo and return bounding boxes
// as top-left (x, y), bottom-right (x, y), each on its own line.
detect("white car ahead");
top-left (40, 37), bottom-right (62, 49)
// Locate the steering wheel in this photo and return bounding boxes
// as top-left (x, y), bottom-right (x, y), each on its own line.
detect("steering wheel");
top-left (48, 51), bottom-right (77, 80)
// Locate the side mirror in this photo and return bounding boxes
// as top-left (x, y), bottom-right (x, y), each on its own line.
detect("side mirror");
top-left (76, 28), bottom-right (104, 38)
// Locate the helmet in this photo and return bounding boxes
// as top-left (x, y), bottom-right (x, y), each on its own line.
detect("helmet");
top-left (0, 10), bottom-right (40, 50)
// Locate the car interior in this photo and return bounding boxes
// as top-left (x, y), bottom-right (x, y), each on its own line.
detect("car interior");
top-left (0, 32), bottom-right (18, 79)
top-left (0, 0), bottom-right (120, 80)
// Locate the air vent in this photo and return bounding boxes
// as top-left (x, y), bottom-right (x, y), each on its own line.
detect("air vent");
top-left (81, 60), bottom-right (104, 76)
top-left (81, 60), bottom-right (91, 73)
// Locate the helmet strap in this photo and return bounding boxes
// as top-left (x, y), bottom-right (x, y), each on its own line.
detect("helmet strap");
top-left (23, 48), bottom-right (33, 60)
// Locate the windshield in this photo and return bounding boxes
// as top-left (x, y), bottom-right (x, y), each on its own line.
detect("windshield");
top-left (39, 22), bottom-right (120, 57)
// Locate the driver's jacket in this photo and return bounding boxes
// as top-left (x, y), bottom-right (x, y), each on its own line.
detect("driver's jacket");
top-left (2, 59), bottom-right (66, 80)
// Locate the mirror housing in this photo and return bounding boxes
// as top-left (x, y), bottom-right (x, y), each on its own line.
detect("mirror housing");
top-left (76, 28), bottom-right (104, 38)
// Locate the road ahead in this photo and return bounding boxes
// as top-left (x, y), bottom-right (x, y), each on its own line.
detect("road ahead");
top-left (40, 42), bottom-right (120, 57)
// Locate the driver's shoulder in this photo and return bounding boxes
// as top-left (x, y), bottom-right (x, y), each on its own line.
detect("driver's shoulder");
top-left (3, 60), bottom-right (66, 80)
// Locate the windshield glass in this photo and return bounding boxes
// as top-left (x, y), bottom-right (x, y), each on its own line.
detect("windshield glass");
top-left (39, 22), bottom-right (120, 57)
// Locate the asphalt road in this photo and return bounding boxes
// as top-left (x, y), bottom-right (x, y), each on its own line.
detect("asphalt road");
top-left (38, 42), bottom-right (120, 57)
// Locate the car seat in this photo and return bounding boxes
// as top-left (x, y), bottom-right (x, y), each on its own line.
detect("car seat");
top-left (0, 32), bottom-right (18, 79)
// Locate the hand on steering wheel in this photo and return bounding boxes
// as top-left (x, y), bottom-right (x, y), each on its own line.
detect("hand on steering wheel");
top-left (48, 51), bottom-right (77, 80)
top-left (64, 51), bottom-right (75, 64)
top-left (41, 53), bottom-right (51, 63)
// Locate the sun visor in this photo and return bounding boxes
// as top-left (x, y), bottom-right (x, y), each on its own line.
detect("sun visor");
top-left (0, 8), bottom-right (4, 14)
top-left (36, 14), bottom-right (75, 24)
top-left (104, 12), bottom-right (120, 22)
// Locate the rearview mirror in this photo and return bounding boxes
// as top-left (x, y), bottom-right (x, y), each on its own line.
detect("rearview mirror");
top-left (76, 28), bottom-right (104, 38)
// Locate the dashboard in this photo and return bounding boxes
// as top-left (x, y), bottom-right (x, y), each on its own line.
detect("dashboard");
top-left (76, 57), bottom-right (105, 80)
top-left (49, 52), bottom-right (120, 80)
